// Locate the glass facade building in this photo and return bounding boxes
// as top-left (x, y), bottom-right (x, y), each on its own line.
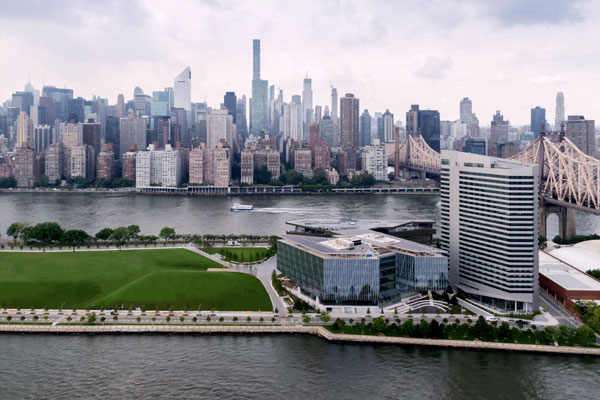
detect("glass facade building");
top-left (277, 230), bottom-right (448, 306)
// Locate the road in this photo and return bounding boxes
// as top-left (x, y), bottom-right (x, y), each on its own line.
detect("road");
top-left (539, 292), bottom-right (580, 328)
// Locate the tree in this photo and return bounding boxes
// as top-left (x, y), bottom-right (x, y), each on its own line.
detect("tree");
top-left (7, 222), bottom-right (29, 243)
top-left (159, 227), bottom-right (176, 242)
top-left (29, 222), bottom-right (64, 251)
top-left (33, 174), bottom-right (50, 188)
top-left (127, 225), bottom-right (141, 240)
top-left (61, 229), bottom-right (90, 252)
top-left (95, 228), bottom-right (114, 241)
top-left (283, 169), bottom-right (303, 185)
top-left (372, 317), bottom-right (387, 333)
top-left (575, 325), bottom-right (596, 346)
top-left (254, 165), bottom-right (273, 184)
top-left (310, 168), bottom-right (327, 185)
top-left (87, 313), bottom-right (96, 324)
top-left (332, 318), bottom-right (346, 331)
top-left (350, 173), bottom-right (376, 187)
top-left (320, 312), bottom-right (331, 322)
top-left (110, 227), bottom-right (129, 249)
top-left (302, 316), bottom-right (311, 324)
top-left (539, 235), bottom-right (548, 250)
top-left (0, 176), bottom-right (17, 188)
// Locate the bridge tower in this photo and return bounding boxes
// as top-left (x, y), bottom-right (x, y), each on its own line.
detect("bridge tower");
top-left (537, 123), bottom-right (577, 239)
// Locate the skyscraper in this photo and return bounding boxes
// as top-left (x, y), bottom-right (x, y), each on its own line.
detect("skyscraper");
top-left (340, 93), bottom-right (359, 149)
top-left (440, 150), bottom-right (539, 313)
top-left (331, 87), bottom-right (339, 146)
top-left (119, 112), bottom-right (147, 159)
top-left (319, 114), bottom-right (334, 149)
top-left (490, 110), bottom-right (509, 146)
top-left (117, 94), bottom-right (125, 118)
top-left (406, 105), bottom-right (419, 136)
top-left (250, 39), bottom-right (269, 135)
top-left (530, 106), bottom-right (546, 138)
top-left (555, 92), bottom-right (565, 129)
top-left (566, 115), bottom-right (595, 157)
top-left (302, 77), bottom-right (313, 133)
top-left (174, 67), bottom-right (191, 127)
top-left (382, 109), bottom-right (394, 143)
top-left (360, 109), bottom-right (371, 147)
top-left (459, 97), bottom-right (472, 126)
top-left (12, 92), bottom-right (34, 115)
top-left (224, 92), bottom-right (237, 124)
top-left (407, 105), bottom-right (440, 152)
top-left (42, 86), bottom-right (73, 122)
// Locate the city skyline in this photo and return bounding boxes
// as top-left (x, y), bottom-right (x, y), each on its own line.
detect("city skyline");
top-left (1, 0), bottom-right (598, 125)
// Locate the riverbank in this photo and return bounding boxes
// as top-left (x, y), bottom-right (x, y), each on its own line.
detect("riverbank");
top-left (1, 323), bottom-right (598, 356)
top-left (0, 185), bottom-right (439, 196)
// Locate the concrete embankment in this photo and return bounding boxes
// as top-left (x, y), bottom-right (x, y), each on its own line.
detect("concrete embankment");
top-left (1, 324), bottom-right (599, 356)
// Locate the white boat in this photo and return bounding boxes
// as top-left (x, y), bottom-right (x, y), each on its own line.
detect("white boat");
top-left (231, 203), bottom-right (253, 211)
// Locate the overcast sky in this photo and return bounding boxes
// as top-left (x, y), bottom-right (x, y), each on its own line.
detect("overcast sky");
top-left (1, 0), bottom-right (598, 125)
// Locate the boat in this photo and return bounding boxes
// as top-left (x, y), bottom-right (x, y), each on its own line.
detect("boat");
top-left (231, 203), bottom-right (253, 212)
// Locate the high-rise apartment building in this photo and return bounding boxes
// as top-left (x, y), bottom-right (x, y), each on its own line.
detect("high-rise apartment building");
top-left (32, 125), bottom-right (52, 153)
top-left (96, 149), bottom-right (115, 180)
top-left (566, 115), bottom-right (595, 157)
top-left (440, 150), bottom-right (539, 313)
top-left (490, 110), bottom-right (509, 146)
top-left (555, 92), bottom-right (565, 129)
top-left (70, 144), bottom-right (95, 179)
top-left (14, 147), bottom-right (36, 187)
top-left (382, 109), bottom-right (394, 143)
top-left (319, 114), bottom-right (334, 149)
top-left (15, 111), bottom-right (33, 148)
top-left (207, 109), bottom-right (234, 149)
top-left (293, 148), bottom-right (312, 177)
top-left (361, 143), bottom-right (388, 181)
top-left (136, 144), bottom-right (181, 188)
top-left (340, 93), bottom-right (359, 149)
top-left (119, 112), bottom-right (147, 159)
top-left (61, 122), bottom-right (82, 148)
top-left (313, 140), bottom-right (330, 170)
top-left (250, 40), bottom-right (269, 134)
top-left (45, 142), bottom-right (65, 182)
top-left (236, 96), bottom-right (248, 138)
top-left (530, 106), bottom-right (546, 138)
top-left (283, 101), bottom-right (302, 141)
top-left (121, 151), bottom-right (137, 181)
top-left (188, 144), bottom-right (231, 187)
top-left (240, 149), bottom-right (254, 184)
top-left (360, 110), bottom-right (371, 147)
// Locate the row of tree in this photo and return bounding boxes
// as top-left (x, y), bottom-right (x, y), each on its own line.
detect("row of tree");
top-left (249, 166), bottom-right (377, 188)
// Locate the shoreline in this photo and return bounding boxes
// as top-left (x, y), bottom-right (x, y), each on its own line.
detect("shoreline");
top-left (0, 186), bottom-right (439, 197)
top-left (1, 324), bottom-right (598, 356)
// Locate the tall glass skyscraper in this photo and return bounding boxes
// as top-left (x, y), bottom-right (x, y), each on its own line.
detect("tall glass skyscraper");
top-left (530, 106), bottom-right (546, 138)
top-left (250, 39), bottom-right (269, 135)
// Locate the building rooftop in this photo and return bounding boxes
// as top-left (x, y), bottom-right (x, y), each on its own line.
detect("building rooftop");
top-left (549, 246), bottom-right (600, 272)
top-left (286, 218), bottom-right (434, 233)
top-left (281, 229), bottom-right (444, 258)
top-left (539, 251), bottom-right (600, 291)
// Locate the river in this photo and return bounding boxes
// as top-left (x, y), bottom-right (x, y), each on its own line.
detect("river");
top-left (0, 335), bottom-right (598, 399)
top-left (1, 192), bottom-right (599, 237)
top-left (1, 192), bottom-right (599, 399)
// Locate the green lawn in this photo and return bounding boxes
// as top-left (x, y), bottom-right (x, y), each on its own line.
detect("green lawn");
top-left (0, 249), bottom-right (271, 311)
top-left (204, 247), bottom-right (269, 262)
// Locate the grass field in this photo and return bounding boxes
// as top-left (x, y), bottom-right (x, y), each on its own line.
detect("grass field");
top-left (0, 249), bottom-right (271, 311)
top-left (204, 247), bottom-right (269, 262)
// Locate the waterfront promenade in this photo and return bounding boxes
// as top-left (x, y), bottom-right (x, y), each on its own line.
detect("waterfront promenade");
top-left (1, 324), bottom-right (598, 356)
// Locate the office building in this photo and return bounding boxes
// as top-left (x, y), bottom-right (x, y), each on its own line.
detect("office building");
top-left (82, 118), bottom-right (101, 157)
top-left (302, 77), bottom-right (313, 132)
top-left (236, 96), bottom-right (248, 138)
top-left (462, 138), bottom-right (486, 155)
top-left (38, 96), bottom-right (56, 126)
top-left (361, 143), bottom-right (388, 181)
top-left (105, 116), bottom-right (120, 158)
top-left (531, 106), bottom-right (546, 138)
top-left (566, 115), bottom-right (595, 157)
top-left (406, 105), bottom-right (419, 136)
top-left (459, 97), bottom-right (473, 126)
top-left (360, 109), bottom-right (371, 147)
top-left (32, 125), bottom-right (52, 153)
top-left (12, 92), bottom-right (34, 115)
top-left (555, 92), bottom-right (565, 129)
top-left (319, 114), bottom-right (334, 148)
top-left (277, 229), bottom-right (447, 306)
top-left (440, 150), bottom-right (539, 312)
top-left (174, 67), bottom-right (191, 115)
top-left (42, 86), bottom-right (73, 122)
top-left (283, 101), bottom-right (302, 141)
top-left (340, 93), bottom-right (359, 149)
top-left (250, 40), bottom-right (269, 134)
top-left (119, 112), bottom-right (147, 159)
top-left (117, 94), bottom-right (125, 118)
top-left (151, 91), bottom-right (170, 117)
top-left (490, 110), bottom-right (509, 145)
top-left (223, 92), bottom-right (237, 123)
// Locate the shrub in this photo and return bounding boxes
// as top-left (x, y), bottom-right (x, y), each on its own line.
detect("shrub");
top-left (271, 317), bottom-right (276, 323)
top-left (372, 317), bottom-right (387, 333)
top-left (302, 316), bottom-right (311, 324)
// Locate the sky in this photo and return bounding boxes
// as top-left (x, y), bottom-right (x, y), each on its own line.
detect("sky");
top-left (1, 0), bottom-right (599, 126)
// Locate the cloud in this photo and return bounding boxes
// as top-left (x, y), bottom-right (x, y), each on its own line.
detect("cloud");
top-left (530, 75), bottom-right (565, 84)
top-left (489, 73), bottom-right (509, 82)
top-left (413, 56), bottom-right (453, 79)
top-left (479, 0), bottom-right (584, 27)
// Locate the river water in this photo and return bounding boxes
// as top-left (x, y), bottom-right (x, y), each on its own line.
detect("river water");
top-left (1, 192), bottom-right (599, 399)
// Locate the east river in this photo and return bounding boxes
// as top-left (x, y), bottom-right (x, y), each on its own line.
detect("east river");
top-left (1, 192), bottom-right (599, 399)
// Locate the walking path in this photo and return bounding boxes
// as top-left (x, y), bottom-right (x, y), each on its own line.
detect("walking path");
top-left (0, 324), bottom-right (598, 356)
